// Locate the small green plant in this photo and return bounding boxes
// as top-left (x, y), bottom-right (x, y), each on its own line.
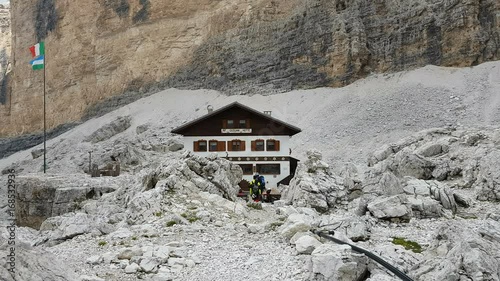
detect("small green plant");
top-left (98, 240), bottom-right (107, 247)
top-left (392, 237), bottom-right (422, 253)
top-left (154, 211), bottom-right (163, 217)
top-left (180, 212), bottom-right (199, 223)
top-left (166, 220), bottom-right (177, 227)
top-left (188, 216), bottom-right (199, 223)
top-left (131, 236), bottom-right (137, 240)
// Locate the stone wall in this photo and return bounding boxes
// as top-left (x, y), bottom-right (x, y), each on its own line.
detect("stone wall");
top-left (0, 0), bottom-right (498, 140)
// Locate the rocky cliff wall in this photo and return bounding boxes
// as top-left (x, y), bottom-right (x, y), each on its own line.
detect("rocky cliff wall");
top-left (0, 0), bottom-right (499, 140)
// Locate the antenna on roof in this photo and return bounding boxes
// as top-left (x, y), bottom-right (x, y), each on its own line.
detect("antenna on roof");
top-left (207, 105), bottom-right (214, 113)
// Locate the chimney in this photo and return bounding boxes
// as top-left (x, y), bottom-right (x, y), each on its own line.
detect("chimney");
top-left (207, 105), bottom-right (214, 113)
top-left (264, 111), bottom-right (272, 116)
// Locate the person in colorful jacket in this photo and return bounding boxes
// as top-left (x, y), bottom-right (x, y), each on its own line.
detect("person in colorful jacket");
top-left (248, 174), bottom-right (262, 202)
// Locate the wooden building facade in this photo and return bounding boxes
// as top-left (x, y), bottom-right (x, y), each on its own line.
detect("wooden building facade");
top-left (171, 102), bottom-right (301, 189)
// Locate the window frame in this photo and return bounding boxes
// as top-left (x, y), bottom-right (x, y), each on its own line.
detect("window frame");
top-left (209, 140), bottom-right (218, 152)
top-left (198, 140), bottom-right (207, 152)
top-left (256, 164), bottom-right (281, 175)
top-left (238, 164), bottom-right (254, 175)
top-left (238, 120), bottom-right (246, 128)
top-left (255, 139), bottom-right (265, 151)
top-left (227, 120), bottom-right (235, 128)
top-left (266, 139), bottom-right (276, 151)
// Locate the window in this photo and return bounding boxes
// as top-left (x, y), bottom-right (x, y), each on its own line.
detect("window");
top-left (194, 140), bottom-right (207, 152)
top-left (239, 120), bottom-right (246, 128)
top-left (228, 139), bottom-right (245, 151)
top-left (266, 139), bottom-right (281, 151)
top-left (238, 164), bottom-right (253, 175)
top-left (256, 164), bottom-right (280, 175)
top-left (209, 140), bottom-right (218, 151)
top-left (256, 140), bottom-right (264, 151)
top-left (227, 120), bottom-right (234, 128)
top-left (252, 139), bottom-right (265, 151)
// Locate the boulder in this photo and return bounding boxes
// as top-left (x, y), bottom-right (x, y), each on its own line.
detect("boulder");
top-left (31, 148), bottom-right (44, 159)
top-left (367, 195), bottom-right (411, 220)
top-left (475, 150), bottom-right (500, 201)
top-left (310, 244), bottom-right (368, 281)
top-left (281, 150), bottom-right (347, 213)
top-left (412, 221), bottom-right (500, 281)
top-left (139, 257), bottom-right (162, 273)
top-left (84, 116), bottom-right (132, 143)
top-left (295, 235), bottom-right (322, 255)
top-left (0, 238), bottom-right (79, 281)
top-left (124, 263), bottom-right (140, 274)
top-left (15, 175), bottom-right (118, 229)
top-left (279, 213), bottom-right (312, 240)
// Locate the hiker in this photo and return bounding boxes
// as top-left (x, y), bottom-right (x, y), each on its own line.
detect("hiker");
top-left (258, 175), bottom-right (273, 203)
top-left (248, 174), bottom-right (262, 202)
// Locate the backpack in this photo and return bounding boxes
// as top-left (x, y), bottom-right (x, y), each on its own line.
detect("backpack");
top-left (258, 175), bottom-right (266, 187)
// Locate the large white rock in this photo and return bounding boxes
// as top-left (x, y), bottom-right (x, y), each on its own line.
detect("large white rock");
top-left (367, 195), bottom-right (411, 219)
top-left (139, 257), bottom-right (162, 273)
top-left (310, 244), bottom-right (367, 281)
top-left (281, 150), bottom-right (348, 213)
top-left (0, 239), bottom-right (79, 281)
top-left (279, 213), bottom-right (312, 240)
top-left (124, 262), bottom-right (140, 274)
top-left (412, 221), bottom-right (500, 281)
top-left (295, 235), bottom-right (322, 255)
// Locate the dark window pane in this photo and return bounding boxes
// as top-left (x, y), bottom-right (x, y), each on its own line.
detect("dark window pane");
top-left (256, 140), bottom-right (264, 151)
top-left (256, 164), bottom-right (280, 175)
top-left (239, 120), bottom-right (246, 128)
top-left (239, 164), bottom-right (253, 175)
top-left (199, 141), bottom-right (207, 151)
top-left (232, 140), bottom-right (240, 151)
top-left (267, 140), bottom-right (275, 151)
top-left (209, 141), bottom-right (218, 151)
top-left (227, 120), bottom-right (234, 128)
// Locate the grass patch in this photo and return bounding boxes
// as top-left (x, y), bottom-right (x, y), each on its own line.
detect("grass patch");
top-left (98, 240), bottom-right (107, 247)
top-left (131, 236), bottom-right (137, 240)
top-left (181, 212), bottom-right (199, 223)
top-left (154, 211), bottom-right (163, 217)
top-left (188, 216), bottom-right (199, 223)
top-left (166, 220), bottom-right (177, 227)
top-left (392, 237), bottom-right (422, 253)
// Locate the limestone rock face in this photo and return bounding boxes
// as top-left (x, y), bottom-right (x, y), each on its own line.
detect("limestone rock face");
top-left (412, 220), bottom-right (500, 281)
top-left (281, 149), bottom-right (349, 213)
top-left (1, 0), bottom-right (499, 139)
top-left (310, 243), bottom-right (368, 281)
top-left (0, 237), bottom-right (78, 281)
top-left (15, 174), bottom-right (119, 229)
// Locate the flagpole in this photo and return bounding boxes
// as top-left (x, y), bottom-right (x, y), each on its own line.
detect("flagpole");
top-left (43, 50), bottom-right (46, 174)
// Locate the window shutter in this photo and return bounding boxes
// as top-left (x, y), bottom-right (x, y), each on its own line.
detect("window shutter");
top-left (227, 141), bottom-right (233, 151)
top-left (222, 119), bottom-right (228, 129)
top-left (218, 141), bottom-right (226, 151)
top-left (240, 140), bottom-right (246, 151)
top-left (246, 119), bottom-right (251, 128)
top-left (251, 140), bottom-right (256, 151)
top-left (275, 140), bottom-right (280, 151)
top-left (193, 141), bottom-right (199, 151)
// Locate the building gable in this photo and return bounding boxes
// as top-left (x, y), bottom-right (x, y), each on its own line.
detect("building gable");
top-left (171, 102), bottom-right (301, 136)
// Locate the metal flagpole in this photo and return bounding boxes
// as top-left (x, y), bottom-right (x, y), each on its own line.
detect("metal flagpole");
top-left (43, 50), bottom-right (46, 173)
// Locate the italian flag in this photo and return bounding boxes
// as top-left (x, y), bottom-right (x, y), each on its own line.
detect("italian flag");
top-left (30, 55), bottom-right (44, 70)
top-left (29, 42), bottom-right (45, 58)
